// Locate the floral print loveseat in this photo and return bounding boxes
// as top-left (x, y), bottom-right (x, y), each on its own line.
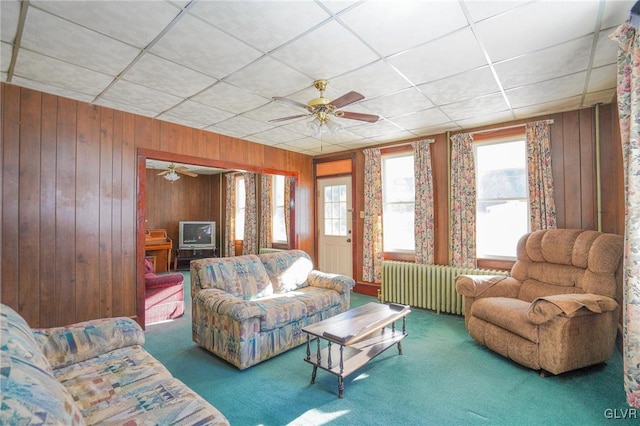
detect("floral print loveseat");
top-left (191, 250), bottom-right (355, 370)
top-left (0, 303), bottom-right (228, 425)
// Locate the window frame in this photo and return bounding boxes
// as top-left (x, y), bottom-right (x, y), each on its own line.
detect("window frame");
top-left (271, 174), bottom-right (288, 244)
top-left (473, 133), bottom-right (529, 264)
top-left (235, 175), bottom-right (245, 241)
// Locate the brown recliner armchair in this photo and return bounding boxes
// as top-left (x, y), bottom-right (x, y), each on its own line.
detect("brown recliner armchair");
top-left (455, 229), bottom-right (623, 376)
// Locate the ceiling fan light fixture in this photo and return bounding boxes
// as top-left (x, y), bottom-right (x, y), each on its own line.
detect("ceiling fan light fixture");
top-left (164, 170), bottom-right (180, 182)
top-left (325, 118), bottom-right (341, 134)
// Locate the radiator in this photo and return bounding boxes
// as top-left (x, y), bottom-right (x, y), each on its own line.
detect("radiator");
top-left (380, 262), bottom-right (509, 315)
top-left (259, 248), bottom-right (284, 254)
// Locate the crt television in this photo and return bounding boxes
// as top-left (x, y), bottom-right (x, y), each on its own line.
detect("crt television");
top-left (178, 221), bottom-right (216, 250)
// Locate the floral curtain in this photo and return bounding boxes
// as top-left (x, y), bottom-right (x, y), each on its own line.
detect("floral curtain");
top-left (413, 139), bottom-right (435, 264)
top-left (284, 176), bottom-right (291, 246)
top-left (450, 133), bottom-right (476, 268)
top-left (259, 175), bottom-right (272, 250)
top-left (362, 148), bottom-right (383, 283)
top-left (243, 173), bottom-right (258, 255)
top-left (224, 173), bottom-right (236, 257)
top-left (612, 22), bottom-right (640, 409)
top-left (526, 121), bottom-right (557, 231)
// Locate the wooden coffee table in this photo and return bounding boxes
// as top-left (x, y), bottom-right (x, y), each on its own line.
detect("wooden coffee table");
top-left (302, 302), bottom-right (410, 398)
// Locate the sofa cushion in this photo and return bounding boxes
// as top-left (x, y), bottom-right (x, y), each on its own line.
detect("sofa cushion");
top-left (254, 296), bottom-right (308, 332)
top-left (1, 304), bottom-right (85, 425)
top-left (53, 344), bottom-right (225, 425)
top-left (260, 250), bottom-right (313, 292)
top-left (471, 297), bottom-right (539, 343)
top-left (291, 286), bottom-right (342, 316)
top-left (195, 255), bottom-right (273, 300)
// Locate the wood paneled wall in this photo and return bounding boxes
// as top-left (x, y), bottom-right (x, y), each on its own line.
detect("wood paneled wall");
top-left (1, 83), bottom-right (314, 327)
top-left (145, 170), bottom-right (221, 248)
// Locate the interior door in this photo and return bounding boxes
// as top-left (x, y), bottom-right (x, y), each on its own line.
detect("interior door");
top-left (318, 176), bottom-right (353, 277)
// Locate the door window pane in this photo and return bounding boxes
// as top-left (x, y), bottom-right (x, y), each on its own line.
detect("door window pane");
top-left (324, 184), bottom-right (347, 236)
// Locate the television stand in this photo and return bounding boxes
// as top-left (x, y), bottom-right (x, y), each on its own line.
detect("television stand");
top-left (173, 248), bottom-right (217, 271)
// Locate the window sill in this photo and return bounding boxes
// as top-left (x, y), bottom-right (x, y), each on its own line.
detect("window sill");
top-left (383, 252), bottom-right (415, 262)
top-left (477, 258), bottom-right (514, 271)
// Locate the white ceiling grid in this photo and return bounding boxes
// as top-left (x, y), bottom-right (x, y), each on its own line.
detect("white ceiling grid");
top-left (0, 0), bottom-right (635, 156)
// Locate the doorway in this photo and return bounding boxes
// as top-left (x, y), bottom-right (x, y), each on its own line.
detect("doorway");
top-left (317, 176), bottom-right (353, 277)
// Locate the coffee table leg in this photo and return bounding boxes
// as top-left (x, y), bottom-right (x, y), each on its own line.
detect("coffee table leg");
top-left (311, 365), bottom-right (317, 384)
top-left (338, 376), bottom-right (344, 398)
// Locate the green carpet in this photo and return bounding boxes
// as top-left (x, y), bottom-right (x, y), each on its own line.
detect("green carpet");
top-left (144, 273), bottom-right (632, 425)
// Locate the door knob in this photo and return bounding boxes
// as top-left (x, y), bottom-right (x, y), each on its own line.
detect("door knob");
top-left (346, 239), bottom-right (352, 243)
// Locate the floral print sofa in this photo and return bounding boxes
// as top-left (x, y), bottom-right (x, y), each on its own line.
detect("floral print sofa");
top-left (0, 303), bottom-right (228, 425)
top-left (191, 250), bottom-right (355, 370)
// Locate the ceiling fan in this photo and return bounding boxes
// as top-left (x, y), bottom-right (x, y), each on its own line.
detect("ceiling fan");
top-left (269, 80), bottom-right (380, 130)
top-left (157, 163), bottom-right (198, 181)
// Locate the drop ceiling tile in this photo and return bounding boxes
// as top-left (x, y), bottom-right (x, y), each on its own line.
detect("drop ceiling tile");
top-left (474, 1), bottom-right (600, 62)
top-left (123, 53), bottom-right (216, 98)
top-left (440, 92), bottom-right (510, 121)
top-left (204, 125), bottom-right (246, 140)
top-left (151, 13), bottom-right (262, 79)
top-left (100, 79), bottom-right (183, 115)
top-left (318, 0), bottom-right (360, 14)
top-left (192, 82), bottom-right (270, 114)
top-left (271, 20), bottom-right (379, 79)
top-left (340, 1), bottom-right (467, 57)
top-left (312, 128), bottom-right (366, 144)
top-left (31, 0), bottom-right (181, 48)
top-left (494, 35), bottom-right (593, 90)
top-left (588, 63), bottom-right (617, 92)
top-left (583, 89), bottom-right (616, 106)
top-left (162, 100), bottom-right (235, 127)
top-left (388, 28), bottom-right (487, 85)
top-left (251, 126), bottom-right (306, 144)
top-left (601, 0), bottom-right (637, 29)
top-left (411, 123), bottom-right (461, 136)
top-left (391, 107), bottom-right (453, 130)
top-left (14, 49), bottom-right (113, 97)
top-left (593, 29), bottom-right (620, 68)
top-left (215, 115), bottom-right (273, 136)
top-left (455, 110), bottom-right (515, 130)
top-left (1, 41), bottom-right (12, 72)
top-left (417, 66), bottom-right (500, 105)
top-left (348, 119), bottom-right (405, 138)
top-left (95, 97), bottom-right (159, 118)
top-left (224, 56), bottom-right (310, 98)
top-left (370, 130), bottom-right (416, 143)
top-left (1, 72), bottom-right (7, 82)
top-left (329, 60), bottom-right (412, 99)
top-left (22, 8), bottom-right (140, 76)
top-left (157, 113), bottom-right (208, 130)
top-left (242, 101), bottom-right (306, 123)
top-left (0, 0), bottom-right (20, 43)
top-left (463, 0), bottom-right (529, 22)
top-left (360, 88), bottom-right (433, 119)
top-left (11, 76), bottom-right (95, 103)
top-left (513, 95), bottom-right (583, 119)
top-left (281, 137), bottom-right (326, 151)
top-left (190, 1), bottom-right (330, 53)
top-left (506, 72), bottom-right (587, 109)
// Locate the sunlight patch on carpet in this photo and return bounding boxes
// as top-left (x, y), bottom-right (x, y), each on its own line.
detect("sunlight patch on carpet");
top-left (288, 408), bottom-right (350, 425)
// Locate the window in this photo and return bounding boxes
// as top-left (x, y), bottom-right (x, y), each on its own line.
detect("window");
top-left (475, 138), bottom-right (529, 259)
top-left (323, 184), bottom-right (348, 236)
top-left (272, 175), bottom-right (287, 243)
top-left (382, 153), bottom-right (415, 252)
top-left (235, 176), bottom-right (245, 240)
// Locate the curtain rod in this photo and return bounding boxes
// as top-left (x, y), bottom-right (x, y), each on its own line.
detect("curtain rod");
top-left (376, 138), bottom-right (435, 151)
top-left (468, 119), bottom-right (554, 137)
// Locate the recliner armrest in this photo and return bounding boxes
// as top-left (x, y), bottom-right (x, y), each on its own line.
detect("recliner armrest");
top-left (455, 275), bottom-right (520, 298)
top-left (308, 270), bottom-right (355, 294)
top-left (527, 293), bottom-right (619, 324)
top-left (193, 289), bottom-right (262, 321)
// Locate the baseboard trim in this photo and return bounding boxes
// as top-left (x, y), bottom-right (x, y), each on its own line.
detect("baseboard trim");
top-left (353, 281), bottom-right (380, 298)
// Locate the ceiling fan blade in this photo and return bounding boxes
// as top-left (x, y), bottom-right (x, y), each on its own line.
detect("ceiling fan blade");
top-left (341, 111), bottom-right (380, 123)
top-left (268, 114), bottom-right (310, 123)
top-left (329, 91), bottom-right (364, 109)
top-left (273, 96), bottom-right (311, 111)
top-left (177, 170), bottom-right (198, 178)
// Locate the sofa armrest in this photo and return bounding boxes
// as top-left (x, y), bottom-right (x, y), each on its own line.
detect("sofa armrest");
top-left (527, 293), bottom-right (619, 325)
top-left (33, 317), bottom-right (144, 369)
top-left (308, 270), bottom-right (355, 294)
top-left (455, 275), bottom-right (520, 298)
top-left (194, 289), bottom-right (262, 321)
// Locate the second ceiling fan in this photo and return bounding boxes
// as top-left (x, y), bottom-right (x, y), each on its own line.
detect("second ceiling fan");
top-left (269, 80), bottom-right (380, 129)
